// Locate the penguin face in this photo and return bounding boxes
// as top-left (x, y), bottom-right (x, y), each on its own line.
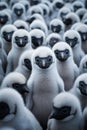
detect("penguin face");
top-left (1, 72), bottom-right (29, 103)
top-left (46, 33), bottom-right (62, 48)
top-left (32, 47), bottom-right (56, 70)
top-left (0, 11), bottom-right (9, 25)
top-left (74, 74), bottom-right (87, 96)
top-left (0, 88), bottom-right (24, 122)
top-left (50, 19), bottom-right (64, 34)
top-left (13, 3), bottom-right (25, 17)
top-left (0, 2), bottom-right (8, 10)
top-left (78, 31), bottom-right (87, 42)
top-left (53, 42), bottom-right (73, 62)
top-left (19, 0), bottom-right (30, 12)
top-left (12, 29), bottom-right (30, 48)
top-left (73, 1), bottom-right (84, 12)
top-left (29, 29), bottom-right (45, 49)
top-left (50, 92), bottom-right (81, 121)
top-left (19, 50), bottom-right (34, 71)
top-left (53, 0), bottom-right (64, 10)
top-left (64, 30), bottom-right (81, 48)
top-left (1, 25), bottom-right (17, 42)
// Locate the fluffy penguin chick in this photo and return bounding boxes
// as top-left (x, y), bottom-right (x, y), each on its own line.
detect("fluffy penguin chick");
top-left (1, 72), bottom-right (29, 106)
top-left (27, 46), bottom-right (64, 129)
top-left (1, 24), bottom-right (17, 55)
top-left (6, 29), bottom-right (31, 74)
top-left (63, 30), bottom-right (85, 66)
top-left (29, 29), bottom-right (46, 49)
top-left (0, 88), bottom-right (42, 130)
top-left (79, 55), bottom-right (87, 74)
top-left (70, 73), bottom-right (87, 110)
top-left (52, 42), bottom-right (79, 91)
top-left (15, 50), bottom-right (34, 80)
top-left (47, 92), bottom-right (83, 130)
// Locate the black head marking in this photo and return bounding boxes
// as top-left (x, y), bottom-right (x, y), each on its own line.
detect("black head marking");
top-left (0, 15), bottom-right (8, 25)
top-left (54, 49), bottom-right (70, 62)
top-left (14, 8), bottom-right (23, 16)
top-left (3, 31), bottom-right (14, 42)
top-left (15, 36), bottom-right (28, 47)
top-left (65, 37), bottom-right (78, 48)
top-left (24, 58), bottom-right (32, 70)
top-left (51, 25), bottom-right (62, 33)
top-left (49, 37), bottom-right (59, 48)
top-left (0, 5), bottom-right (7, 10)
top-left (55, 2), bottom-right (64, 9)
top-left (83, 62), bottom-right (87, 69)
top-left (79, 81), bottom-right (87, 96)
top-left (50, 106), bottom-right (71, 120)
top-left (26, 17), bottom-right (36, 24)
top-left (35, 55), bottom-right (53, 69)
top-left (78, 31), bottom-right (87, 41)
top-left (64, 18), bottom-right (72, 26)
top-left (31, 36), bottom-right (43, 49)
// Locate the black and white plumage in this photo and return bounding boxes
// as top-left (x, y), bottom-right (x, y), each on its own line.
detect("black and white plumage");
top-left (0, 88), bottom-right (42, 130)
top-left (76, 8), bottom-right (87, 20)
top-left (74, 24), bottom-right (87, 54)
top-left (27, 46), bottom-right (64, 129)
top-left (29, 29), bottom-right (46, 49)
top-left (19, 0), bottom-right (30, 13)
top-left (13, 20), bottom-right (29, 31)
top-left (52, 42), bottom-right (79, 91)
top-left (30, 19), bottom-right (48, 36)
top-left (0, 2), bottom-right (8, 11)
top-left (0, 10), bottom-right (12, 29)
top-left (1, 24), bottom-right (17, 55)
top-left (15, 50), bottom-right (34, 80)
top-left (47, 92), bottom-right (83, 130)
top-left (79, 55), bottom-right (87, 74)
top-left (70, 73), bottom-right (87, 110)
top-left (12, 3), bottom-right (26, 22)
top-left (63, 30), bottom-right (85, 66)
top-left (46, 33), bottom-right (62, 48)
top-left (72, 1), bottom-right (84, 12)
top-left (6, 29), bottom-right (31, 74)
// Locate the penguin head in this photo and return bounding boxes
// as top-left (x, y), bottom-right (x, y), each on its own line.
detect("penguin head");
top-left (63, 30), bottom-right (81, 48)
top-left (73, 74), bottom-right (87, 96)
top-left (12, 29), bottom-right (31, 48)
top-left (0, 2), bottom-right (8, 11)
top-left (46, 33), bottom-right (62, 48)
top-left (0, 10), bottom-right (11, 26)
top-left (80, 55), bottom-right (87, 73)
top-left (1, 24), bottom-right (17, 42)
top-left (32, 46), bottom-right (56, 70)
top-left (76, 8), bottom-right (87, 20)
top-left (39, 3), bottom-right (50, 17)
top-left (50, 92), bottom-right (81, 121)
top-left (53, 42), bottom-right (73, 62)
top-left (19, 50), bottom-right (34, 71)
top-left (75, 24), bottom-right (87, 42)
top-left (72, 1), bottom-right (84, 12)
top-left (19, 0), bottom-right (30, 12)
top-left (50, 19), bottom-right (65, 35)
top-left (14, 20), bottom-right (29, 31)
top-left (1, 72), bottom-right (29, 103)
top-left (12, 3), bottom-right (25, 17)
top-left (29, 29), bottom-right (46, 49)
top-left (52, 0), bottom-right (64, 10)
top-left (30, 19), bottom-right (48, 36)
top-left (0, 88), bottom-right (24, 122)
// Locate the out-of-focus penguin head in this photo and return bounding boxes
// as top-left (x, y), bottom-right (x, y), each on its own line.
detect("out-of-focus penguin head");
top-left (19, 0), bottom-right (30, 12)
top-left (0, 2), bottom-right (8, 11)
top-left (76, 8), bottom-right (87, 20)
top-left (72, 1), bottom-right (84, 12)
top-left (52, 0), bottom-right (64, 11)
top-left (53, 42), bottom-right (73, 62)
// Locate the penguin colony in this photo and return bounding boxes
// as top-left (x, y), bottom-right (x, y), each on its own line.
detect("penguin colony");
top-left (0, 0), bottom-right (87, 130)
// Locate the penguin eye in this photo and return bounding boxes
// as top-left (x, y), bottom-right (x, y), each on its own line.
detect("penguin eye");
top-left (3, 31), bottom-right (7, 36)
top-left (65, 37), bottom-right (69, 42)
top-left (35, 56), bottom-right (40, 63)
top-left (55, 50), bottom-right (59, 55)
top-left (79, 81), bottom-right (85, 87)
top-left (65, 49), bottom-right (69, 54)
top-left (74, 37), bottom-right (77, 42)
top-left (24, 36), bottom-right (28, 41)
top-left (15, 36), bottom-right (19, 41)
top-left (47, 56), bottom-right (52, 62)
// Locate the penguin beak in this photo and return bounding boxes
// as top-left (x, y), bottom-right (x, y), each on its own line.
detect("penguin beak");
top-left (42, 59), bottom-right (46, 68)
top-left (60, 52), bottom-right (65, 59)
top-left (20, 39), bottom-right (23, 45)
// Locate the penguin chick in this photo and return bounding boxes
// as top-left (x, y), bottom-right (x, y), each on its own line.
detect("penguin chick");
top-left (79, 55), bottom-right (87, 74)
top-left (47, 92), bottom-right (83, 130)
top-left (30, 19), bottom-right (48, 36)
top-left (0, 88), bottom-right (42, 130)
top-left (72, 1), bottom-right (84, 12)
top-left (76, 8), bottom-right (87, 20)
top-left (49, 18), bottom-right (65, 36)
top-left (19, 0), bottom-right (30, 13)
top-left (1, 72), bottom-right (29, 106)
top-left (0, 37), bottom-right (7, 73)
top-left (1, 24), bottom-right (17, 55)
top-left (52, 42), bottom-right (79, 91)
top-left (29, 29), bottom-right (46, 49)
top-left (6, 29), bottom-right (31, 74)
top-left (14, 20), bottom-right (29, 31)
top-left (15, 50), bottom-right (34, 80)
top-left (74, 23), bottom-right (87, 53)
top-left (64, 12), bottom-right (80, 30)
top-left (70, 73), bottom-right (87, 110)
top-left (0, 2), bottom-right (8, 11)
top-left (46, 33), bottom-right (62, 48)
top-left (63, 30), bottom-right (85, 66)
top-left (0, 10), bottom-right (12, 29)
top-left (27, 46), bottom-right (64, 129)
top-left (12, 3), bottom-right (26, 22)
